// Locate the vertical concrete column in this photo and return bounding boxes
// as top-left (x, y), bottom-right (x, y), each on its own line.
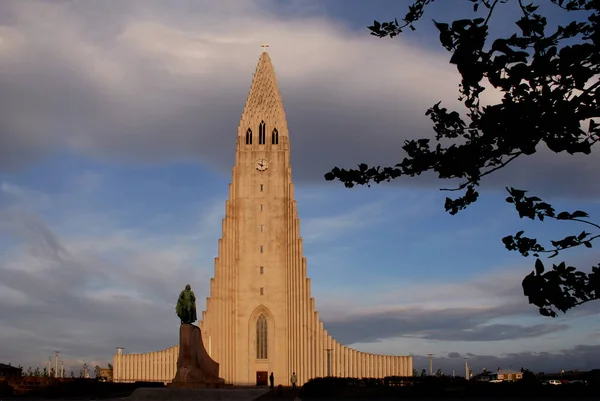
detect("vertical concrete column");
top-left (119, 354), bottom-right (123, 382)
top-left (162, 350), bottom-right (166, 382)
top-left (345, 347), bottom-right (349, 377)
top-left (308, 298), bottom-right (315, 380)
top-left (301, 267), bottom-right (308, 383)
top-left (359, 352), bottom-right (364, 379)
top-left (223, 222), bottom-right (230, 382)
top-left (327, 336), bottom-right (333, 376)
top-left (385, 355), bottom-right (388, 378)
top-left (166, 349), bottom-right (171, 382)
top-left (347, 349), bottom-right (352, 378)
top-left (293, 218), bottom-right (300, 382)
top-left (402, 356), bottom-right (407, 377)
top-left (169, 347), bottom-right (175, 381)
top-left (335, 342), bottom-right (340, 376)
top-left (121, 355), bottom-right (125, 382)
top-left (129, 354), bottom-right (133, 382)
top-left (126, 354), bottom-right (130, 382)
top-left (131, 354), bottom-right (136, 382)
top-left (374, 355), bottom-right (378, 378)
top-left (386, 355), bottom-right (391, 378)
top-left (401, 356), bottom-right (405, 377)
top-left (159, 350), bottom-right (163, 381)
top-left (149, 353), bottom-right (153, 381)
top-left (373, 354), bottom-right (377, 378)
top-left (153, 352), bottom-right (157, 381)
top-left (384, 356), bottom-right (389, 378)
top-left (292, 234), bottom-right (298, 381)
top-left (316, 324), bottom-right (322, 378)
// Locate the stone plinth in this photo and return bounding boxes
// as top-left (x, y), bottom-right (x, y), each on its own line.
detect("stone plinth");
top-left (169, 323), bottom-right (225, 388)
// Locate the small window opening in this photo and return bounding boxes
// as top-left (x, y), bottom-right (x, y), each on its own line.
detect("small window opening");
top-left (260, 204), bottom-right (263, 211)
top-left (271, 128), bottom-right (279, 145)
top-left (245, 128), bottom-right (253, 145)
top-left (260, 184), bottom-right (263, 192)
top-left (260, 245), bottom-right (263, 253)
top-left (260, 287), bottom-right (264, 296)
top-left (259, 121), bottom-right (266, 144)
top-left (259, 225), bottom-right (263, 232)
top-left (260, 266), bottom-right (264, 274)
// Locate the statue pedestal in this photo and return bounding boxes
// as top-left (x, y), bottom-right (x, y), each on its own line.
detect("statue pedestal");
top-left (169, 324), bottom-right (226, 388)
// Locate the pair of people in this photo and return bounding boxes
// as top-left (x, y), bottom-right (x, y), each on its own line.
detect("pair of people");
top-left (269, 372), bottom-right (298, 389)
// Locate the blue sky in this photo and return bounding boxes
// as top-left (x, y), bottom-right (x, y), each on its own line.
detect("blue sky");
top-left (0, 0), bottom-right (599, 376)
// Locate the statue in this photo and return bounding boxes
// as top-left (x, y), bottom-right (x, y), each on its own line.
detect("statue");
top-left (171, 284), bottom-right (225, 388)
top-left (176, 284), bottom-right (197, 324)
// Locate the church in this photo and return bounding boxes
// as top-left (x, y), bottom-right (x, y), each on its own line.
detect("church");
top-left (112, 50), bottom-right (412, 386)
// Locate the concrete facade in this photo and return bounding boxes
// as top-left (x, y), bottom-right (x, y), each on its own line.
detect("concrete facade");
top-left (113, 52), bottom-right (412, 386)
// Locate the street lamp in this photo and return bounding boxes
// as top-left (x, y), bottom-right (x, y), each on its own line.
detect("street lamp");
top-left (428, 354), bottom-right (434, 376)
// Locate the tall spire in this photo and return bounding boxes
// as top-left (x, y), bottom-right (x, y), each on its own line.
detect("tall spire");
top-left (238, 50), bottom-right (288, 138)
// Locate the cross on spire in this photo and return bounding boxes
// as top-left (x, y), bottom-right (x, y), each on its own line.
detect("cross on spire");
top-left (261, 43), bottom-right (270, 53)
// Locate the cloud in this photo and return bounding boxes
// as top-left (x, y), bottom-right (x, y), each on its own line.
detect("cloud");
top-left (0, 181), bottom-right (217, 370)
top-left (1, 0), bottom-right (595, 197)
top-left (315, 263), bottom-right (597, 345)
top-left (323, 305), bottom-right (569, 345)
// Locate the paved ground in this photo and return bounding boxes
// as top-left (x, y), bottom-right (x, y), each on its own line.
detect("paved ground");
top-left (127, 387), bottom-right (271, 401)
top-left (254, 386), bottom-right (301, 401)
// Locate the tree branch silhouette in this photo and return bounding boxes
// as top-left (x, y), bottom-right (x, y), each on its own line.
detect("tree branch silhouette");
top-left (324, 0), bottom-right (600, 316)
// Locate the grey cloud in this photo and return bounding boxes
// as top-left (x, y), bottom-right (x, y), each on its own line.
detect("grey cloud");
top-left (0, 206), bottom-right (211, 371)
top-left (322, 304), bottom-right (569, 345)
top-left (0, 1), bottom-right (596, 198)
top-left (412, 345), bottom-right (600, 374)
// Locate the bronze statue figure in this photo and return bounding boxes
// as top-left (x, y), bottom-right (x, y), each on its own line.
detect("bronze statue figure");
top-left (176, 284), bottom-right (197, 324)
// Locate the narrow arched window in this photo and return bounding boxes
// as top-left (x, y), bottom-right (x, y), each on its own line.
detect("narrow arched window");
top-left (246, 128), bottom-right (253, 145)
top-left (256, 314), bottom-right (267, 359)
top-left (259, 121), bottom-right (266, 144)
top-left (271, 128), bottom-right (279, 145)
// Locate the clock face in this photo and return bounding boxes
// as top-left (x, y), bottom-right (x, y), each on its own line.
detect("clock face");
top-left (255, 159), bottom-right (269, 171)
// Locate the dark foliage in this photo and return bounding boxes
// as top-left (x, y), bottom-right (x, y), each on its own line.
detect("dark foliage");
top-left (324, 0), bottom-right (599, 317)
top-left (299, 375), bottom-right (598, 399)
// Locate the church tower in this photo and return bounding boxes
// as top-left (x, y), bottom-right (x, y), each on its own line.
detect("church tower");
top-left (198, 50), bottom-right (298, 385)
top-left (111, 51), bottom-right (412, 387)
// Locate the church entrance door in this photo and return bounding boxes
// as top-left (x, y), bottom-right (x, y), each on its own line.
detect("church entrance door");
top-left (256, 371), bottom-right (268, 386)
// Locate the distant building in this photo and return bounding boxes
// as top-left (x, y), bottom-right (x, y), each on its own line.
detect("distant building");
top-left (493, 369), bottom-right (523, 381)
top-left (473, 368), bottom-right (523, 382)
top-left (98, 368), bottom-right (112, 382)
top-left (0, 363), bottom-right (22, 378)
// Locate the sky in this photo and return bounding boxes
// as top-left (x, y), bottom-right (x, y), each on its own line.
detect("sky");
top-left (0, 0), bottom-right (599, 377)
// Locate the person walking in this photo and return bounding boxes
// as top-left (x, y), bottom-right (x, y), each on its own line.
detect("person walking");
top-left (269, 372), bottom-right (274, 389)
top-left (290, 372), bottom-right (297, 389)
